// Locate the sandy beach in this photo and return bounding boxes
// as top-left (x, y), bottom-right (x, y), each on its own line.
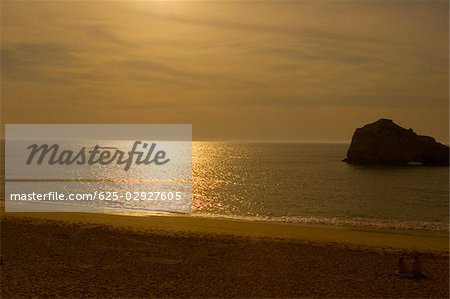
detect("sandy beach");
top-left (1, 212), bottom-right (448, 298)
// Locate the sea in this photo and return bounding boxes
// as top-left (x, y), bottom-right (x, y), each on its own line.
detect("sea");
top-left (4, 142), bottom-right (449, 233)
top-left (192, 142), bottom-right (449, 232)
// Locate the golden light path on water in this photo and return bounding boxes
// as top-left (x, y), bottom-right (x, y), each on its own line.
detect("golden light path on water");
top-left (189, 142), bottom-right (449, 232)
top-left (4, 141), bottom-right (449, 231)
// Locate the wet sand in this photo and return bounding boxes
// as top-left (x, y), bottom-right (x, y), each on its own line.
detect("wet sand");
top-left (1, 213), bottom-right (449, 298)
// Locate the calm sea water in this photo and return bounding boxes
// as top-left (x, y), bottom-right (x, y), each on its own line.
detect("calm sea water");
top-left (5, 142), bottom-right (449, 232)
top-left (192, 142), bottom-right (449, 232)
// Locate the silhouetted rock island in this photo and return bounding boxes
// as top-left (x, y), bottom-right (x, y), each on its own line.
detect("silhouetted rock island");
top-left (343, 119), bottom-right (449, 166)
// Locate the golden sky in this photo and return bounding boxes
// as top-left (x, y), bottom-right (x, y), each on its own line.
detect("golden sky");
top-left (1, 1), bottom-right (448, 142)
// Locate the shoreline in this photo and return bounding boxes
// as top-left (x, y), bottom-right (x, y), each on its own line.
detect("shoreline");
top-left (1, 214), bottom-right (449, 298)
top-left (2, 211), bottom-right (448, 253)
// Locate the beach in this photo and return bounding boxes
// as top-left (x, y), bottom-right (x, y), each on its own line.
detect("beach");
top-left (1, 213), bottom-right (448, 298)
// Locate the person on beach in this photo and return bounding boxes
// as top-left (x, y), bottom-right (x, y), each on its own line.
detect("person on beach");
top-left (396, 256), bottom-right (408, 276)
top-left (411, 255), bottom-right (423, 278)
top-left (396, 255), bottom-right (426, 279)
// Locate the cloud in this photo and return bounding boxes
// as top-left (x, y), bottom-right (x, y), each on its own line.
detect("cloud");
top-left (83, 24), bottom-right (132, 47)
top-left (1, 1), bottom-right (448, 142)
top-left (1, 43), bottom-right (81, 83)
top-left (251, 46), bottom-right (381, 66)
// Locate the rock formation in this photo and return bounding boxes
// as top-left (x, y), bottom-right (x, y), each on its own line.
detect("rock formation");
top-left (343, 119), bottom-right (449, 166)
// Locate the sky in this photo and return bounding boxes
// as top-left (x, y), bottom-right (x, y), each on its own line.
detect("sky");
top-left (1, 0), bottom-right (448, 143)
